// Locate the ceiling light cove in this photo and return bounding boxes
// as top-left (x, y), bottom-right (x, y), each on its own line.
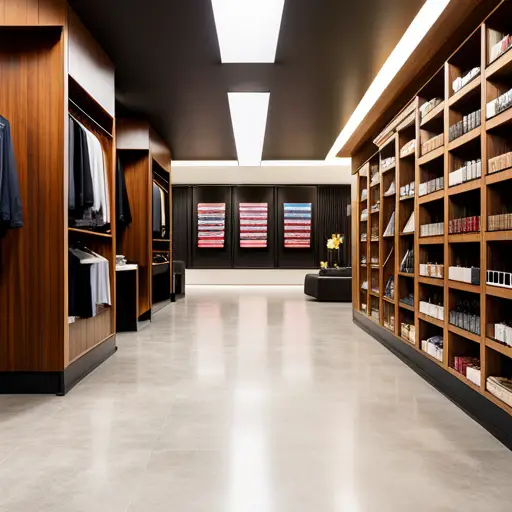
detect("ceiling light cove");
top-left (211, 0), bottom-right (285, 63)
top-left (326, 0), bottom-right (450, 160)
top-left (228, 92), bottom-right (270, 167)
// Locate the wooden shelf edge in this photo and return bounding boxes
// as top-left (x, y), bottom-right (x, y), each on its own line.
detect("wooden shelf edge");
top-left (486, 107), bottom-right (512, 131)
top-left (486, 285), bottom-right (512, 299)
top-left (448, 179), bottom-right (481, 196)
top-left (486, 47), bottom-right (512, 79)
top-left (420, 101), bottom-right (445, 127)
top-left (448, 324), bottom-right (481, 343)
top-left (69, 227), bottom-right (112, 239)
top-left (448, 233), bottom-right (481, 243)
top-left (486, 337), bottom-right (512, 359)
top-left (418, 276), bottom-right (444, 287)
top-left (383, 296), bottom-right (395, 305)
top-left (418, 189), bottom-right (444, 204)
top-left (486, 168), bottom-right (512, 185)
top-left (419, 235), bottom-right (444, 245)
top-left (447, 127), bottom-right (480, 151)
top-left (398, 272), bottom-right (414, 278)
top-left (418, 312), bottom-right (444, 328)
top-left (418, 146), bottom-right (444, 165)
top-left (448, 76), bottom-right (480, 107)
top-left (485, 230), bottom-right (512, 241)
top-left (68, 333), bottom-right (115, 365)
top-left (448, 280), bottom-right (481, 293)
top-left (399, 302), bottom-right (415, 312)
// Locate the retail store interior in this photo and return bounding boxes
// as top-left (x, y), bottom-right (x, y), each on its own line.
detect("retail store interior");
top-left (1, 0), bottom-right (512, 510)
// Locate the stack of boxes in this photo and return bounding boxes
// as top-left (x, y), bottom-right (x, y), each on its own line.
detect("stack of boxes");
top-left (448, 109), bottom-right (481, 141)
top-left (448, 159), bottom-right (482, 186)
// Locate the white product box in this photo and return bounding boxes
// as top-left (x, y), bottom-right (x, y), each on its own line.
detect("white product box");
top-left (466, 367), bottom-right (481, 387)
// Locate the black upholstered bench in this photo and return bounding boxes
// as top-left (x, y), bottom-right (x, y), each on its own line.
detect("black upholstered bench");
top-left (304, 267), bottom-right (352, 302)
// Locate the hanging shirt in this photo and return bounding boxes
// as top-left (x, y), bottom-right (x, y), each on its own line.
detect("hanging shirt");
top-left (153, 182), bottom-right (162, 235)
top-left (0, 115), bottom-right (23, 237)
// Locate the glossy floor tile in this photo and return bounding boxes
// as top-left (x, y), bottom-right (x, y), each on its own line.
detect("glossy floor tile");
top-left (0, 285), bottom-right (511, 511)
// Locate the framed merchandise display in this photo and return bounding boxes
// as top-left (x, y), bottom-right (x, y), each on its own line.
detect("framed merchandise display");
top-left (197, 203), bottom-right (226, 248)
top-left (283, 203), bottom-right (312, 248)
top-left (239, 203), bottom-right (268, 248)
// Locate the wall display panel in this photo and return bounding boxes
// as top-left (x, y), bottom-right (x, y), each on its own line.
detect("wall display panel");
top-left (277, 186), bottom-right (317, 268)
top-left (172, 186), bottom-right (191, 267)
top-left (233, 186), bottom-right (276, 268)
top-left (197, 203), bottom-right (226, 248)
top-left (239, 203), bottom-right (268, 248)
top-left (317, 186), bottom-right (352, 267)
top-left (191, 186), bottom-right (232, 268)
top-left (284, 203), bottom-right (312, 248)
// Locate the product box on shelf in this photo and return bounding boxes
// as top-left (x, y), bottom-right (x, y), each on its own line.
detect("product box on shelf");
top-left (489, 152), bottom-right (512, 174)
top-left (420, 222), bottom-right (444, 237)
top-left (419, 301), bottom-right (444, 320)
top-left (400, 139), bottom-right (416, 158)
top-left (448, 216), bottom-right (480, 234)
top-left (422, 336), bottom-right (443, 362)
top-left (488, 213), bottom-right (512, 231)
top-left (419, 263), bottom-right (444, 278)
top-left (452, 67), bottom-right (480, 93)
top-left (493, 323), bottom-right (512, 347)
top-left (448, 266), bottom-right (480, 285)
top-left (487, 270), bottom-right (512, 289)
top-left (449, 310), bottom-right (481, 335)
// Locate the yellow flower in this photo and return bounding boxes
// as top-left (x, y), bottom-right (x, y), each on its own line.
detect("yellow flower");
top-left (327, 239), bottom-right (335, 249)
top-left (320, 261), bottom-right (328, 268)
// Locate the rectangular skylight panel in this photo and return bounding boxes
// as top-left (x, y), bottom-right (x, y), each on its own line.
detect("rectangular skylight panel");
top-left (211, 0), bottom-right (285, 63)
top-left (228, 92), bottom-right (270, 166)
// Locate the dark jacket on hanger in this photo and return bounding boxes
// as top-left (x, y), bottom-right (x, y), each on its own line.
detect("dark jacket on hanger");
top-left (152, 182), bottom-right (162, 235)
top-left (70, 117), bottom-right (94, 212)
top-left (116, 157), bottom-right (132, 228)
top-left (0, 115), bottom-right (23, 237)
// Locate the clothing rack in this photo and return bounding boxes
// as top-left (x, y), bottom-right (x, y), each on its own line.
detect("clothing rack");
top-left (69, 99), bottom-right (113, 138)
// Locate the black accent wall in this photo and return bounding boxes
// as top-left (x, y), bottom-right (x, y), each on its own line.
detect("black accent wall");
top-left (172, 185), bottom-right (351, 269)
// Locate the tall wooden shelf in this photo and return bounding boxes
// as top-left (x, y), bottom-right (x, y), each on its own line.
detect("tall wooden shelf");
top-left (116, 119), bottom-right (173, 322)
top-left (353, 1), bottom-right (512, 429)
top-left (0, 1), bottom-right (117, 394)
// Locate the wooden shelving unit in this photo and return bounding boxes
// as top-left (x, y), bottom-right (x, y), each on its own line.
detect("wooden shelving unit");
top-left (353, 3), bottom-right (512, 424)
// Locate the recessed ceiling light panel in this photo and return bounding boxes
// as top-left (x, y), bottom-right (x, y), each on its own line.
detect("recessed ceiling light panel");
top-left (228, 92), bottom-right (270, 166)
top-left (211, 0), bottom-right (285, 63)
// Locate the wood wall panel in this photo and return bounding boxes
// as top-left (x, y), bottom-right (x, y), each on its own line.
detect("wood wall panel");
top-left (68, 7), bottom-right (115, 116)
top-left (0, 0), bottom-right (65, 26)
top-left (118, 152), bottom-right (152, 315)
top-left (69, 309), bottom-right (112, 363)
top-left (0, 30), bottom-right (65, 372)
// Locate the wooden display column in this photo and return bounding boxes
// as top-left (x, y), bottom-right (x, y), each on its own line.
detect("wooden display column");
top-left (0, 1), bottom-right (117, 394)
top-left (116, 120), bottom-right (173, 322)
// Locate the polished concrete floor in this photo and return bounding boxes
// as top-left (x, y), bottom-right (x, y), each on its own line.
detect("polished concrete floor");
top-left (1, 285), bottom-right (512, 511)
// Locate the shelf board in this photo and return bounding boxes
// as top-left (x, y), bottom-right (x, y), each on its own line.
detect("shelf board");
top-left (68, 227), bottom-right (112, 239)
top-left (383, 296), bottom-right (395, 305)
top-left (400, 335), bottom-right (416, 345)
top-left (400, 150), bottom-right (415, 160)
top-left (399, 195), bottom-right (414, 202)
top-left (419, 235), bottom-right (444, 245)
top-left (360, 263), bottom-right (367, 268)
top-left (383, 191), bottom-right (396, 198)
top-left (418, 189), bottom-right (444, 204)
top-left (398, 271), bottom-right (414, 278)
top-left (418, 312), bottom-right (444, 329)
top-left (486, 107), bottom-right (512, 131)
top-left (370, 209), bottom-right (380, 215)
top-left (381, 163), bottom-right (396, 173)
top-left (486, 285), bottom-right (512, 299)
top-left (448, 179), bottom-right (481, 196)
top-left (447, 127), bottom-right (480, 151)
top-left (486, 337), bottom-right (512, 359)
top-left (152, 262), bottom-right (170, 267)
top-left (448, 76), bottom-right (481, 108)
top-left (485, 230), bottom-right (512, 241)
top-left (370, 264), bottom-right (380, 268)
top-left (448, 324), bottom-right (481, 344)
top-left (369, 290), bottom-right (380, 298)
top-left (383, 234), bottom-right (395, 239)
top-left (486, 47), bottom-right (512, 80)
top-left (448, 233), bottom-right (481, 243)
top-left (421, 349), bottom-right (444, 368)
top-left (447, 367), bottom-right (481, 393)
top-left (420, 101), bottom-right (445, 127)
top-left (487, 167), bottom-right (512, 185)
top-left (399, 301), bottom-right (415, 312)
top-left (448, 280), bottom-right (481, 293)
top-left (153, 239), bottom-right (171, 242)
top-left (418, 275), bottom-right (444, 287)
top-left (370, 181), bottom-right (381, 188)
top-left (418, 145), bottom-right (444, 165)
top-left (399, 231), bottom-right (414, 237)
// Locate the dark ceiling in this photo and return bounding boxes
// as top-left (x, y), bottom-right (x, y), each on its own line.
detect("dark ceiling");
top-left (69, 0), bottom-right (426, 160)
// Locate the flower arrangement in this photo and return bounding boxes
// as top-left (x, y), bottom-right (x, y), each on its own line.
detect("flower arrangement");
top-left (321, 234), bottom-right (344, 268)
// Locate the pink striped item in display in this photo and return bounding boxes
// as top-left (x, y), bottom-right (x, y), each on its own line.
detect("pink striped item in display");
top-left (197, 203), bottom-right (226, 248)
top-left (239, 203), bottom-right (268, 248)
